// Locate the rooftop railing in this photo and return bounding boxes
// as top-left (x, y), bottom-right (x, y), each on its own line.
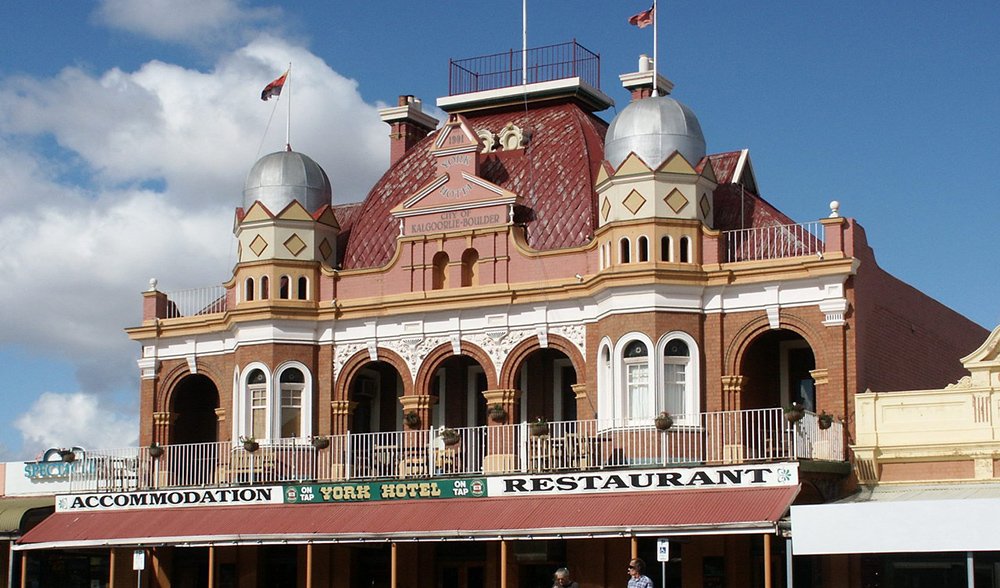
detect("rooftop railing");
top-left (722, 221), bottom-right (825, 263)
top-left (448, 40), bottom-right (600, 96)
top-left (161, 286), bottom-right (227, 319)
top-left (63, 409), bottom-right (843, 494)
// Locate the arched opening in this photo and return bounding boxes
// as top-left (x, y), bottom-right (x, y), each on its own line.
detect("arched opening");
top-left (297, 276), bottom-right (308, 300)
top-left (432, 252), bottom-right (449, 290)
top-left (260, 275), bottom-right (269, 300)
top-left (622, 340), bottom-right (650, 420)
top-left (660, 236), bottom-right (672, 262)
top-left (171, 374), bottom-right (220, 444)
top-left (461, 248), bottom-right (479, 287)
top-left (679, 236), bottom-right (691, 263)
top-left (739, 329), bottom-right (817, 411)
top-left (429, 355), bottom-right (488, 428)
top-left (512, 348), bottom-right (578, 423)
top-left (278, 367), bottom-right (304, 438)
top-left (637, 236), bottom-right (649, 262)
top-left (349, 361), bottom-right (405, 434)
top-left (245, 277), bottom-right (255, 301)
top-left (619, 238), bottom-right (631, 263)
top-left (279, 275), bottom-right (290, 299)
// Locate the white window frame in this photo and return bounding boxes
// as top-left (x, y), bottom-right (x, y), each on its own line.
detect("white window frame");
top-left (656, 331), bottom-right (700, 425)
top-left (596, 340), bottom-right (614, 422)
top-left (275, 362), bottom-right (312, 439)
top-left (237, 363), bottom-right (271, 441)
top-left (612, 333), bottom-right (655, 425)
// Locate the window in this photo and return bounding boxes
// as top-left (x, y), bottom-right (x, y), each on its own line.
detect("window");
top-left (623, 340), bottom-right (649, 419)
top-left (661, 236), bottom-right (672, 262)
top-left (297, 276), bottom-right (308, 300)
top-left (247, 368), bottom-right (267, 438)
top-left (260, 276), bottom-right (269, 300)
top-left (637, 236), bottom-right (649, 262)
top-left (619, 238), bottom-right (631, 263)
top-left (679, 236), bottom-right (691, 263)
top-left (279, 368), bottom-right (304, 437)
top-left (663, 339), bottom-right (689, 415)
top-left (279, 275), bottom-right (290, 299)
top-left (245, 277), bottom-right (255, 301)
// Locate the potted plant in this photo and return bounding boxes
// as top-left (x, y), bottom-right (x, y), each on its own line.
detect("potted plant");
top-left (488, 404), bottom-right (508, 424)
top-left (311, 436), bottom-right (331, 450)
top-left (59, 449), bottom-right (76, 463)
top-left (817, 411), bottom-right (834, 430)
top-left (529, 417), bottom-right (549, 436)
top-left (148, 443), bottom-right (165, 458)
top-left (439, 428), bottom-right (461, 446)
top-left (240, 436), bottom-right (259, 453)
top-left (404, 410), bottom-right (421, 429)
top-left (654, 411), bottom-right (674, 431)
top-left (784, 402), bottom-right (805, 423)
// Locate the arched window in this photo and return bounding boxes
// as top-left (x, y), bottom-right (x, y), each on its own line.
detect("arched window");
top-left (260, 276), bottom-right (269, 300)
top-left (637, 236), bottom-right (649, 262)
top-left (279, 368), bottom-right (305, 437)
top-left (660, 236), bottom-right (672, 262)
top-left (432, 252), bottom-right (449, 290)
top-left (461, 249), bottom-right (479, 287)
top-left (623, 340), bottom-right (649, 420)
top-left (619, 238), bottom-right (631, 264)
top-left (245, 277), bottom-right (255, 302)
top-left (279, 275), bottom-right (290, 299)
top-left (246, 368), bottom-right (268, 439)
top-left (658, 332), bottom-right (700, 423)
top-left (679, 236), bottom-right (691, 263)
top-left (297, 276), bottom-right (308, 300)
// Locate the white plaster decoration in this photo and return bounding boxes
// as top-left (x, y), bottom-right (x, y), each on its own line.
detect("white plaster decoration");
top-left (333, 343), bottom-right (367, 380)
top-left (398, 219), bottom-right (405, 237)
top-left (148, 278), bottom-right (158, 292)
top-left (766, 306), bottom-right (780, 329)
top-left (486, 329), bottom-right (509, 343)
top-left (468, 329), bottom-right (534, 380)
top-left (829, 200), bottom-right (840, 218)
top-left (450, 334), bottom-right (462, 356)
top-left (820, 298), bottom-right (849, 327)
top-left (137, 357), bottom-right (159, 380)
top-left (550, 325), bottom-right (586, 357)
top-left (945, 376), bottom-right (973, 390)
top-left (497, 123), bottom-right (525, 151)
top-left (185, 355), bottom-right (198, 374)
top-left (508, 204), bottom-right (514, 225)
top-left (383, 336), bottom-right (445, 381)
top-left (366, 341), bottom-right (378, 362)
top-left (536, 327), bottom-right (549, 349)
top-left (477, 129), bottom-right (497, 153)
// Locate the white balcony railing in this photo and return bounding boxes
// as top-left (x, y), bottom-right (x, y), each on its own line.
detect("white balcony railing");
top-left (162, 286), bottom-right (227, 318)
top-left (64, 409), bottom-right (843, 493)
top-left (723, 222), bottom-right (824, 263)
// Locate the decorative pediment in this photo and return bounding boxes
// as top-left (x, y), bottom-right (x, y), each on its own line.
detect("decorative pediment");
top-left (656, 151), bottom-right (697, 175)
top-left (392, 114), bottom-right (519, 236)
top-left (276, 200), bottom-right (313, 221)
top-left (241, 201), bottom-right (275, 222)
top-left (960, 326), bottom-right (1000, 387)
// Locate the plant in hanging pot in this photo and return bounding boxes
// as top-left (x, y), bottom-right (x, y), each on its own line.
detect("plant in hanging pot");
top-left (529, 417), bottom-right (549, 436)
top-left (784, 402), bottom-right (805, 423)
top-left (439, 427), bottom-right (461, 446)
top-left (488, 404), bottom-right (508, 424)
top-left (654, 411), bottom-right (674, 432)
top-left (817, 411), bottom-right (834, 430)
top-left (311, 436), bottom-right (331, 450)
top-left (148, 443), bottom-right (165, 458)
top-left (404, 410), bottom-right (421, 429)
top-left (240, 436), bottom-right (259, 453)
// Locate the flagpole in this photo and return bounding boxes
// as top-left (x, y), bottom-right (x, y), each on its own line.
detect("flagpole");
top-left (522, 0), bottom-right (527, 85)
top-left (652, 0), bottom-right (659, 97)
top-left (285, 63), bottom-right (292, 150)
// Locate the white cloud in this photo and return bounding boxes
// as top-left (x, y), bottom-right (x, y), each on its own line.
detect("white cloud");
top-left (15, 392), bottom-right (139, 451)
top-left (94, 0), bottom-right (279, 44)
top-left (0, 38), bottom-right (391, 451)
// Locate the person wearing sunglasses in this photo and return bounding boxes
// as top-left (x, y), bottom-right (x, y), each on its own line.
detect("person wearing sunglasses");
top-left (627, 558), bottom-right (653, 588)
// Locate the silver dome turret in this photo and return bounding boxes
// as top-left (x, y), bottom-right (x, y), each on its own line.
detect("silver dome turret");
top-left (243, 150), bottom-right (332, 214)
top-left (604, 95), bottom-right (706, 169)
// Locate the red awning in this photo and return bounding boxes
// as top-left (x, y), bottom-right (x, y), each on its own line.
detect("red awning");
top-left (17, 486), bottom-right (798, 550)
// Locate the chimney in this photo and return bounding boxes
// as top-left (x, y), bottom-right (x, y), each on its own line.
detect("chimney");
top-left (379, 95), bottom-right (439, 166)
top-left (619, 55), bottom-right (674, 101)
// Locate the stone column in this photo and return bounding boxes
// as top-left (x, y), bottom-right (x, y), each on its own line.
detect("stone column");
top-left (481, 389), bottom-right (521, 473)
top-left (152, 411), bottom-right (174, 445)
top-left (214, 408), bottom-right (227, 442)
top-left (720, 375), bottom-right (744, 412)
top-left (571, 383), bottom-right (592, 419)
top-left (719, 376), bottom-right (745, 464)
top-left (330, 400), bottom-right (354, 436)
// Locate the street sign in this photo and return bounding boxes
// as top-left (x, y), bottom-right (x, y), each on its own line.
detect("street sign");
top-left (657, 538), bottom-right (670, 562)
top-left (133, 549), bottom-right (145, 571)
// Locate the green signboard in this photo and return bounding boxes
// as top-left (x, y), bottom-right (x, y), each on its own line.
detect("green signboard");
top-left (283, 478), bottom-right (488, 504)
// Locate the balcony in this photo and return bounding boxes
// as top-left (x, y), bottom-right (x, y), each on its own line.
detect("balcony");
top-left (721, 221), bottom-right (825, 263)
top-left (448, 40), bottom-right (600, 96)
top-left (62, 409), bottom-right (843, 494)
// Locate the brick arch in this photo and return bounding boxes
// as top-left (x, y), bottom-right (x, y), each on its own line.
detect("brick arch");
top-left (498, 334), bottom-right (586, 390)
top-left (724, 313), bottom-right (827, 377)
top-left (334, 348), bottom-right (414, 402)
top-left (159, 360), bottom-right (224, 414)
top-left (414, 341), bottom-right (497, 395)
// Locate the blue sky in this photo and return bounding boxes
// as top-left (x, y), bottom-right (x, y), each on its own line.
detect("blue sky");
top-left (0, 1), bottom-right (997, 460)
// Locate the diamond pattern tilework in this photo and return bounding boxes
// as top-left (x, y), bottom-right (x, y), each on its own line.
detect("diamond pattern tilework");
top-left (623, 190), bottom-right (646, 215)
top-left (665, 189), bottom-right (689, 214)
top-left (319, 238), bottom-right (333, 260)
top-left (249, 235), bottom-right (268, 257)
top-left (284, 234), bottom-right (307, 256)
top-left (700, 194), bottom-right (711, 219)
top-left (601, 197), bottom-right (611, 220)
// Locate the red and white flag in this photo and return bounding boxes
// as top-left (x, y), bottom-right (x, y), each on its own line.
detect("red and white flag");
top-left (628, 5), bottom-right (654, 28)
top-left (260, 69), bottom-right (288, 101)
